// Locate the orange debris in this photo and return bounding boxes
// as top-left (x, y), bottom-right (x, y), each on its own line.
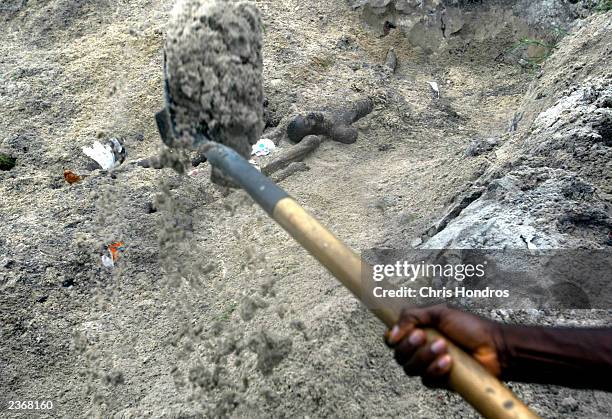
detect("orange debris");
top-left (63, 170), bottom-right (82, 184)
top-left (108, 242), bottom-right (125, 262)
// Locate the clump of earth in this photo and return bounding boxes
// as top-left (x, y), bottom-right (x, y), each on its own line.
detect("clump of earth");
top-left (164, 0), bottom-right (264, 184)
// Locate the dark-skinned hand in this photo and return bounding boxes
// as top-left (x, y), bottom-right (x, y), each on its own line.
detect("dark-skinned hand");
top-left (385, 305), bottom-right (504, 388)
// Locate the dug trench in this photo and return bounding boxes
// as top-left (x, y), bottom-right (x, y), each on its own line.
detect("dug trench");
top-left (1, 0), bottom-right (611, 418)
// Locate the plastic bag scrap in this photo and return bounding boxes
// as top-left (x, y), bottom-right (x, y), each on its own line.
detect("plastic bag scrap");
top-left (101, 241), bottom-right (125, 268)
top-left (83, 138), bottom-right (126, 170)
top-left (251, 138), bottom-right (276, 157)
top-left (248, 159), bottom-right (262, 171)
top-left (427, 81), bottom-right (440, 98)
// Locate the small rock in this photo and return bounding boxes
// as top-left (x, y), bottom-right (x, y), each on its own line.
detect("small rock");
top-left (104, 370), bottom-right (125, 386)
top-left (145, 202), bottom-right (158, 214)
top-left (82, 138), bottom-right (126, 170)
top-left (0, 153), bottom-right (17, 171)
top-left (398, 211), bottom-right (416, 224)
top-left (382, 20), bottom-right (396, 36)
top-left (411, 237), bottom-right (423, 248)
top-left (518, 58), bottom-right (530, 68)
top-left (465, 137), bottom-right (500, 157)
top-left (560, 396), bottom-right (579, 413)
top-left (336, 34), bottom-right (355, 50)
top-left (290, 319), bottom-right (306, 332)
top-left (62, 278), bottom-right (75, 288)
top-left (384, 48), bottom-right (397, 72)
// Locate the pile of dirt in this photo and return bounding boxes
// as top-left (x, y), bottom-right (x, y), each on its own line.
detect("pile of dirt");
top-left (424, 166), bottom-right (610, 248)
top-left (422, 12), bottom-right (612, 249)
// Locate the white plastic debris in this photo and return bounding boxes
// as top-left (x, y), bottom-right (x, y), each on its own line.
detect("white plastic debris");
top-left (82, 138), bottom-right (125, 170)
top-left (248, 159), bottom-right (262, 171)
top-left (427, 81), bottom-right (440, 98)
top-left (101, 254), bottom-right (115, 268)
top-left (251, 138), bottom-right (276, 157)
top-left (525, 235), bottom-right (538, 250)
top-left (100, 242), bottom-right (125, 269)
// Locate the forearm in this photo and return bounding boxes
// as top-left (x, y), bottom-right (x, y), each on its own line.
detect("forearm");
top-left (496, 325), bottom-right (612, 391)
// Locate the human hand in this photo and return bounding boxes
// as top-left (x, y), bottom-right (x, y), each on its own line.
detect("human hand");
top-left (385, 305), bottom-right (504, 387)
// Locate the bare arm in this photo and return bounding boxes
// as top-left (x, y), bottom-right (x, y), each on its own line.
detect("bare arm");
top-left (385, 305), bottom-right (612, 391)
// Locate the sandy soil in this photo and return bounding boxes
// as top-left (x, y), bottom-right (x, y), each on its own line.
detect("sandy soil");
top-left (1, 1), bottom-right (611, 418)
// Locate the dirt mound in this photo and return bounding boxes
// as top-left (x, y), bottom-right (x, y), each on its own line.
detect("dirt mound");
top-left (422, 12), bottom-right (612, 249)
top-left (424, 166), bottom-right (610, 248)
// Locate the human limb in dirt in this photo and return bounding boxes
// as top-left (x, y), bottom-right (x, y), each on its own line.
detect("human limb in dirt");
top-left (286, 97), bottom-right (373, 144)
top-left (385, 304), bottom-right (612, 391)
top-left (262, 135), bottom-right (322, 176)
top-left (265, 97), bottom-right (374, 145)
